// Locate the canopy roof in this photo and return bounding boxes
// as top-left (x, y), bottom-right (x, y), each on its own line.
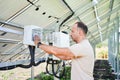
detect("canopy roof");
top-left (0, 0), bottom-right (120, 63)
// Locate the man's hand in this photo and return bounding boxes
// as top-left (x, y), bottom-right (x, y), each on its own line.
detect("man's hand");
top-left (33, 35), bottom-right (41, 46)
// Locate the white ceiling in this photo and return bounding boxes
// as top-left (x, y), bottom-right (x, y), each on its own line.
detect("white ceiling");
top-left (0, 0), bottom-right (120, 62)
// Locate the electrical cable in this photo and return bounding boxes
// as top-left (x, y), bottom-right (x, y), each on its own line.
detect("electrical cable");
top-left (52, 60), bottom-right (65, 78)
top-left (18, 45), bottom-right (34, 68)
top-left (59, 0), bottom-right (74, 31)
top-left (0, 45), bottom-right (45, 70)
top-left (46, 58), bottom-right (65, 78)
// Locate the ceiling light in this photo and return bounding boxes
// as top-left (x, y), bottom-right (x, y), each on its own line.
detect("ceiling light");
top-left (2, 44), bottom-right (7, 47)
top-left (27, 0), bottom-right (40, 11)
top-left (42, 12), bottom-right (46, 15)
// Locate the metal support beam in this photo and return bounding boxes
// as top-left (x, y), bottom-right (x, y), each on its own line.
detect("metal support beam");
top-left (1, 43), bottom-right (23, 55)
top-left (64, 0), bottom-right (100, 24)
top-left (116, 16), bottom-right (119, 79)
top-left (93, 0), bottom-right (103, 42)
top-left (93, 27), bottom-right (112, 39)
top-left (113, 23), bottom-right (116, 71)
top-left (91, 26), bottom-right (112, 40)
top-left (93, 28), bottom-right (112, 42)
top-left (88, 3), bottom-right (120, 27)
top-left (0, 38), bottom-right (21, 44)
top-left (0, 26), bottom-right (23, 35)
top-left (105, 0), bottom-right (114, 38)
top-left (31, 66), bottom-right (34, 80)
top-left (88, 17), bottom-right (117, 41)
top-left (0, 57), bottom-right (45, 67)
top-left (0, 20), bottom-right (24, 29)
top-left (90, 25), bottom-right (113, 44)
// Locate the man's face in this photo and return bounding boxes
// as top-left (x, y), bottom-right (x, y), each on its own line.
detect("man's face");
top-left (70, 24), bottom-right (80, 42)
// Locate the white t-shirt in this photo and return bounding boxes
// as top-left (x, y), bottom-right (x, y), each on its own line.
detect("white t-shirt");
top-left (69, 39), bottom-right (94, 80)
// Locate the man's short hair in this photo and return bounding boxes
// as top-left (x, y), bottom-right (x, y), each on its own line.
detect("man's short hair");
top-left (75, 22), bottom-right (88, 34)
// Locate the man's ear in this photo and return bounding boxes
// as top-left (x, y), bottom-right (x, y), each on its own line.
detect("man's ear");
top-left (78, 29), bottom-right (82, 35)
top-left (79, 29), bottom-right (85, 36)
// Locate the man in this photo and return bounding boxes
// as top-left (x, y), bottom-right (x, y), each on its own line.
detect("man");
top-left (34, 22), bottom-right (94, 80)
